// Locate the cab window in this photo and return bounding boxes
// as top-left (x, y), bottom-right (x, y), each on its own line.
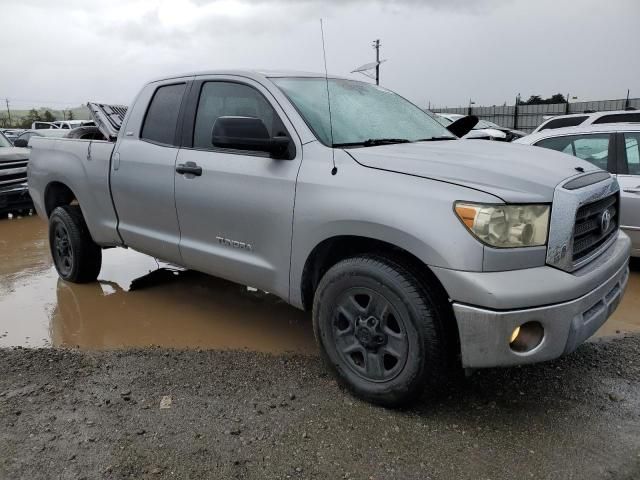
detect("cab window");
top-left (535, 134), bottom-right (610, 171)
top-left (193, 81), bottom-right (288, 152)
top-left (141, 83), bottom-right (187, 146)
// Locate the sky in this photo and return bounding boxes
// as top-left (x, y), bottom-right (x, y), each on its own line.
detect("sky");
top-left (1, 0), bottom-right (639, 111)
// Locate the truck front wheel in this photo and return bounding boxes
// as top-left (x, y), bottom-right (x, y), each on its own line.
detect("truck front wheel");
top-left (49, 205), bottom-right (102, 283)
top-left (312, 256), bottom-right (448, 407)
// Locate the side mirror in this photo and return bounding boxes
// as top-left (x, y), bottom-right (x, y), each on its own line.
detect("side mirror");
top-left (211, 116), bottom-right (290, 159)
top-left (446, 115), bottom-right (479, 138)
top-left (13, 138), bottom-right (29, 148)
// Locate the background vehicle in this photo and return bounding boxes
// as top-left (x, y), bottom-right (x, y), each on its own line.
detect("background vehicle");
top-left (0, 128), bottom-right (24, 144)
top-left (12, 128), bottom-right (69, 147)
top-left (28, 71), bottom-right (630, 407)
top-left (516, 124), bottom-right (640, 257)
top-left (53, 120), bottom-right (96, 130)
top-left (0, 130), bottom-right (31, 215)
top-left (435, 113), bottom-right (525, 141)
top-left (31, 120), bottom-right (95, 130)
top-left (31, 121), bottom-right (59, 130)
top-left (532, 109), bottom-right (640, 134)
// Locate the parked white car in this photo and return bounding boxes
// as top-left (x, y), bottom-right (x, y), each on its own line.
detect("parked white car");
top-left (516, 124), bottom-right (640, 256)
top-left (532, 110), bottom-right (640, 134)
top-left (31, 120), bottom-right (96, 130)
top-left (53, 120), bottom-right (96, 130)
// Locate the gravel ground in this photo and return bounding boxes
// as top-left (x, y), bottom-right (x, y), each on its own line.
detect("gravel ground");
top-left (1, 336), bottom-right (639, 480)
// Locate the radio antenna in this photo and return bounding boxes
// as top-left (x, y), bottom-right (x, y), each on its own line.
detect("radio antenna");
top-left (320, 19), bottom-right (337, 176)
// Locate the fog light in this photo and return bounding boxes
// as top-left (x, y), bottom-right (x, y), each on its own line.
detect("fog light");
top-left (509, 326), bottom-right (521, 344)
top-left (509, 321), bottom-right (544, 353)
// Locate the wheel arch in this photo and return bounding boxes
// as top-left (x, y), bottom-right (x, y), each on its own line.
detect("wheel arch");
top-left (44, 181), bottom-right (78, 217)
top-left (299, 234), bottom-right (461, 364)
top-left (299, 235), bottom-right (450, 309)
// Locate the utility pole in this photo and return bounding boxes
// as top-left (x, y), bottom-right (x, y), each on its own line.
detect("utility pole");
top-left (625, 89), bottom-right (630, 110)
top-left (5, 98), bottom-right (11, 126)
top-left (373, 39), bottom-right (380, 85)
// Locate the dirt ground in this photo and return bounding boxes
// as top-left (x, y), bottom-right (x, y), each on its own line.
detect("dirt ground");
top-left (1, 215), bottom-right (640, 479)
top-left (1, 336), bottom-right (640, 480)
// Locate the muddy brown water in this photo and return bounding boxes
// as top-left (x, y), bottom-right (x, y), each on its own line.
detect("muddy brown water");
top-left (1, 215), bottom-right (638, 352)
top-left (0, 215), bottom-right (316, 353)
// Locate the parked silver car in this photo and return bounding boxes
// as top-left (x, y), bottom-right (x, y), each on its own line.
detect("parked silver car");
top-left (516, 124), bottom-right (640, 256)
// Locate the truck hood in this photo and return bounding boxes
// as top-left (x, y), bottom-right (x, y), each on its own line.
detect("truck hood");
top-left (0, 147), bottom-right (30, 163)
top-left (347, 140), bottom-right (600, 203)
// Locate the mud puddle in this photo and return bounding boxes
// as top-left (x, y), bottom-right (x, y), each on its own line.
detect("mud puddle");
top-left (0, 215), bottom-right (316, 353)
top-left (0, 215), bottom-right (638, 351)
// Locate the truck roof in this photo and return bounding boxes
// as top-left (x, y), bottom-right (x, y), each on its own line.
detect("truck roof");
top-left (145, 69), bottom-right (352, 84)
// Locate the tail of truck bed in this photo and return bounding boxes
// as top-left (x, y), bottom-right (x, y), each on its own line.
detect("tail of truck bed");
top-left (86, 103), bottom-right (128, 141)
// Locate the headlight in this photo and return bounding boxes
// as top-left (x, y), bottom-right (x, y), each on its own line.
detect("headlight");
top-left (454, 202), bottom-right (550, 248)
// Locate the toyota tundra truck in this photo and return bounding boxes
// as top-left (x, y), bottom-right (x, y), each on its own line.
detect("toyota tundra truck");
top-left (28, 71), bottom-right (631, 406)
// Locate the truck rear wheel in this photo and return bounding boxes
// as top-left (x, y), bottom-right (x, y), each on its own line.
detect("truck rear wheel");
top-left (49, 205), bottom-right (102, 283)
top-left (312, 255), bottom-right (448, 407)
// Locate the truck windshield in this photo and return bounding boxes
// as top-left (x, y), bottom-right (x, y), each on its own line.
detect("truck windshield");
top-left (271, 77), bottom-right (455, 147)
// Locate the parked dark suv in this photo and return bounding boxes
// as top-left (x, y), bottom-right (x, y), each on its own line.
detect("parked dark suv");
top-left (0, 130), bottom-right (31, 216)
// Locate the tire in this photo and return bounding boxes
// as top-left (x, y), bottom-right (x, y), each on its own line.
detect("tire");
top-left (312, 255), bottom-right (448, 407)
top-left (49, 205), bottom-right (102, 283)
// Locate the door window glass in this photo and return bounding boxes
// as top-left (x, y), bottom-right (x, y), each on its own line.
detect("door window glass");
top-left (536, 134), bottom-right (610, 171)
top-left (193, 82), bottom-right (286, 151)
top-left (592, 112), bottom-right (640, 124)
top-left (538, 116), bottom-right (588, 131)
top-left (141, 83), bottom-right (186, 145)
top-left (624, 133), bottom-right (640, 175)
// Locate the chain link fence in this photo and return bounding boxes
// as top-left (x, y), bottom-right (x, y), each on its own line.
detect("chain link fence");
top-left (432, 98), bottom-right (640, 133)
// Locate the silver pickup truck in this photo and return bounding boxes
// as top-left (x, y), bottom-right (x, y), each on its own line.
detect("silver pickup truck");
top-left (28, 71), bottom-right (631, 406)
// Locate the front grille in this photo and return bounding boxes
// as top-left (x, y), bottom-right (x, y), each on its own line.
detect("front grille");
top-left (572, 193), bottom-right (618, 262)
top-left (0, 160), bottom-right (28, 187)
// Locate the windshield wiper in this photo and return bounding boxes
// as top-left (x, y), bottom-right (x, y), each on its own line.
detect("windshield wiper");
top-left (333, 138), bottom-right (411, 148)
top-left (414, 136), bottom-right (457, 141)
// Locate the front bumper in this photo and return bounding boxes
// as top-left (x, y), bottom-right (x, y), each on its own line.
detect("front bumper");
top-left (434, 231), bottom-right (631, 368)
top-left (0, 182), bottom-right (32, 214)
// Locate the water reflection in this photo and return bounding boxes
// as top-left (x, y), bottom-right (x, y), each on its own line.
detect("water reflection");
top-left (0, 216), bottom-right (316, 353)
top-left (50, 268), bottom-right (316, 353)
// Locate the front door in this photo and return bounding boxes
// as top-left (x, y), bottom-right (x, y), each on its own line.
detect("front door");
top-left (173, 77), bottom-right (302, 300)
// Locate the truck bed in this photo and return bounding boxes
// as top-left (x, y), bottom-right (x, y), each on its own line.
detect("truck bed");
top-left (27, 136), bottom-right (121, 246)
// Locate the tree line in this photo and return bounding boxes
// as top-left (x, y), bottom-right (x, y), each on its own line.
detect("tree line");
top-left (518, 93), bottom-right (567, 105)
top-left (0, 108), bottom-right (75, 129)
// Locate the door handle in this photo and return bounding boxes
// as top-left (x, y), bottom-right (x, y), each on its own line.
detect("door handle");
top-left (176, 162), bottom-right (202, 177)
top-left (623, 188), bottom-right (640, 194)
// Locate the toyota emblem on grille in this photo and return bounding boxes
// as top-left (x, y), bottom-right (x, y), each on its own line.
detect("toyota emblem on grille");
top-left (600, 209), bottom-right (612, 233)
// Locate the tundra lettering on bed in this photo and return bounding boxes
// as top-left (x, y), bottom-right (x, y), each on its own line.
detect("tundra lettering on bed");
top-left (28, 70), bottom-right (631, 407)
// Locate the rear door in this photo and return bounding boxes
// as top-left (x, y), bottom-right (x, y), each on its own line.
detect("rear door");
top-left (173, 76), bottom-right (302, 299)
top-left (110, 79), bottom-right (191, 263)
top-left (617, 131), bottom-right (640, 253)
